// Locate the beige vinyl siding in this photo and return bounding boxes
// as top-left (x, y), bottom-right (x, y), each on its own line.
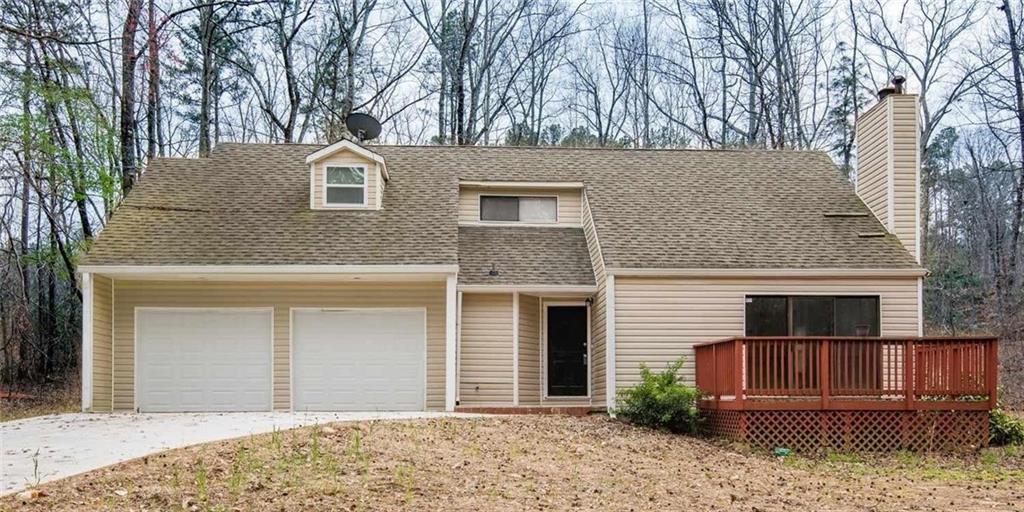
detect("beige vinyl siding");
top-left (111, 280), bottom-right (446, 411)
top-left (518, 294), bottom-right (541, 405)
top-left (613, 276), bottom-right (921, 391)
top-left (581, 192), bottom-right (607, 407)
top-left (91, 276), bottom-right (114, 411)
top-left (458, 186), bottom-right (583, 225)
top-left (890, 94), bottom-right (920, 260)
top-left (311, 153), bottom-right (380, 209)
top-left (855, 98), bottom-right (890, 228)
top-left (459, 293), bottom-right (514, 405)
top-left (856, 93), bottom-right (920, 261)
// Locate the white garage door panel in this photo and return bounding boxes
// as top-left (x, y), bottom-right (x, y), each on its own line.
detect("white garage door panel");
top-left (137, 309), bottom-right (272, 412)
top-left (293, 309), bottom-right (425, 411)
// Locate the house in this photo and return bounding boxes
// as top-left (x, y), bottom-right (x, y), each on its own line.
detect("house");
top-left (77, 89), bottom-right (926, 415)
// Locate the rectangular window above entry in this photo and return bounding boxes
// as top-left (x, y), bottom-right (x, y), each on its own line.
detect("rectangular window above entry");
top-left (480, 195), bottom-right (557, 222)
top-left (325, 166), bottom-right (366, 206)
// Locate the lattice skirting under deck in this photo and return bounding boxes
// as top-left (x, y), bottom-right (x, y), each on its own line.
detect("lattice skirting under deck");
top-left (703, 409), bottom-right (989, 452)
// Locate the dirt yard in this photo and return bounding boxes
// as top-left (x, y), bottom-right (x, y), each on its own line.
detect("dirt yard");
top-left (0, 382), bottom-right (79, 423)
top-left (2, 415), bottom-right (1022, 511)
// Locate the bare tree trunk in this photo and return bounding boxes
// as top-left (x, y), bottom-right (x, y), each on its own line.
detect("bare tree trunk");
top-left (146, 0), bottom-right (159, 160)
top-left (19, 42), bottom-right (32, 302)
top-left (198, 3), bottom-right (214, 157)
top-left (120, 0), bottom-right (142, 194)
top-left (56, 66), bottom-right (95, 241)
top-left (454, 4), bottom-right (479, 146)
top-left (770, 0), bottom-right (785, 148)
top-left (641, 0), bottom-right (650, 147)
top-left (718, 14), bottom-right (727, 146)
top-left (1000, 0), bottom-right (1024, 292)
top-left (438, 62), bottom-right (447, 143)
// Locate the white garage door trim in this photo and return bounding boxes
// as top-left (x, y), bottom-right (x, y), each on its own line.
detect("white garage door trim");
top-left (134, 307), bottom-right (274, 412)
top-left (289, 307), bottom-right (428, 412)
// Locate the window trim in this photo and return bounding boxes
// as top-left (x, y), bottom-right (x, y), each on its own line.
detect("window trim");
top-left (478, 193), bottom-right (559, 224)
top-left (743, 294), bottom-right (882, 337)
top-left (323, 164), bottom-right (368, 207)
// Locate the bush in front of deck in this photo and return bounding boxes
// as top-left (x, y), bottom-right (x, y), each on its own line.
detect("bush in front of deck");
top-left (615, 358), bottom-right (702, 434)
top-left (989, 408), bottom-right (1024, 446)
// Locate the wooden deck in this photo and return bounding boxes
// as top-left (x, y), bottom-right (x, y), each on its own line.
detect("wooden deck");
top-left (694, 336), bottom-right (998, 451)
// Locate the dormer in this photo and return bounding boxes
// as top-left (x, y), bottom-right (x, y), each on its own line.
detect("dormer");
top-left (306, 139), bottom-right (389, 210)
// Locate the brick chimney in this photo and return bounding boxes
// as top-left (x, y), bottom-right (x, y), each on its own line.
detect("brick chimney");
top-left (854, 77), bottom-right (921, 263)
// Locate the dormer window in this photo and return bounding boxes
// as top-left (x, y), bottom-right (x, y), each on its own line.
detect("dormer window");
top-left (480, 195), bottom-right (557, 223)
top-left (325, 165), bottom-right (367, 206)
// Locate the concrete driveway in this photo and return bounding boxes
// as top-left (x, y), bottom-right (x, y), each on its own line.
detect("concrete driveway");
top-left (1, 411), bottom-right (477, 495)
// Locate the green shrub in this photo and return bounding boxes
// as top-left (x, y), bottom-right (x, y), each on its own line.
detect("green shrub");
top-left (990, 409), bottom-right (1024, 446)
top-left (614, 358), bottom-right (702, 434)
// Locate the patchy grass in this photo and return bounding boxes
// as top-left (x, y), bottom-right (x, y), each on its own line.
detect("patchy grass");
top-left (782, 445), bottom-right (1024, 484)
top-left (0, 381), bottom-right (79, 422)
top-left (3, 416), bottom-right (1024, 511)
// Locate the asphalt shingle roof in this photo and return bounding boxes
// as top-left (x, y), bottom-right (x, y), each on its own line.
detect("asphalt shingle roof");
top-left (82, 143), bottom-right (920, 276)
top-left (83, 144), bottom-right (458, 266)
top-left (458, 226), bottom-right (596, 285)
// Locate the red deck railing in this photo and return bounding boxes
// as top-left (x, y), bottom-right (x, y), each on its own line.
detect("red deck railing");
top-left (694, 336), bottom-right (998, 411)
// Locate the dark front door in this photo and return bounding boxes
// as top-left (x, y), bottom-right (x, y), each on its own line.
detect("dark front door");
top-left (547, 306), bottom-right (588, 397)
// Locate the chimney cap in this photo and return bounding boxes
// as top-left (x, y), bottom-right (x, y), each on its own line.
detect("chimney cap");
top-left (878, 76), bottom-right (907, 99)
top-left (892, 76), bottom-right (906, 93)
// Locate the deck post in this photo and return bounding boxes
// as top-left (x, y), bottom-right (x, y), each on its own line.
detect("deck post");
top-left (987, 339), bottom-right (998, 410)
top-left (733, 338), bottom-right (744, 406)
top-left (903, 339), bottom-right (914, 411)
top-left (819, 339), bottom-right (830, 410)
top-left (712, 344), bottom-right (720, 402)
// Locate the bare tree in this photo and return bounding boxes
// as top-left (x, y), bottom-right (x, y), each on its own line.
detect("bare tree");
top-left (230, 0), bottom-right (315, 143)
top-left (405, 0), bottom-right (580, 145)
top-left (856, 0), bottom-right (983, 153)
top-left (565, 19), bottom-right (631, 147)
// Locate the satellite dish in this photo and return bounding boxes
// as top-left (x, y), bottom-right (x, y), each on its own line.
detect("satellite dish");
top-left (345, 112), bottom-right (382, 141)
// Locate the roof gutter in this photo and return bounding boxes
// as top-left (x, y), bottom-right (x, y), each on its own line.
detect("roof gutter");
top-left (606, 267), bottom-right (928, 278)
top-left (77, 264), bottom-right (459, 276)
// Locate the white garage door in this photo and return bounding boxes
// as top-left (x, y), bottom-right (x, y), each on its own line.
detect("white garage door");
top-left (292, 309), bottom-right (425, 411)
top-left (136, 309), bottom-right (272, 412)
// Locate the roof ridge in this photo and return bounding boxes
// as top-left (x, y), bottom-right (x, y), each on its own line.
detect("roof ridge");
top-left (374, 144), bottom-right (829, 155)
top-left (210, 140), bottom-right (831, 155)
